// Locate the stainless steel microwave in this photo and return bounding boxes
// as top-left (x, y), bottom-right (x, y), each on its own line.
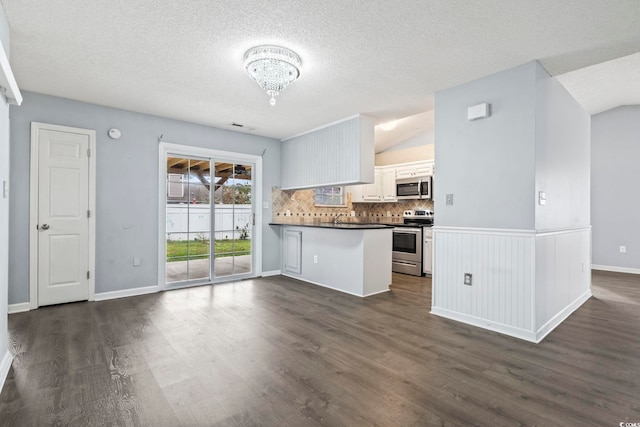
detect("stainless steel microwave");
top-left (396, 176), bottom-right (432, 200)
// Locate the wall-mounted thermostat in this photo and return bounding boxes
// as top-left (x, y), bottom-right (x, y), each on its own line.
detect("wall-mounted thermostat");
top-left (108, 128), bottom-right (122, 139)
top-left (468, 103), bottom-right (491, 121)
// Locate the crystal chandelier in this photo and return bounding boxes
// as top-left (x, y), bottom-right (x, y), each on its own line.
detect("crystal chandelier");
top-left (244, 45), bottom-right (301, 106)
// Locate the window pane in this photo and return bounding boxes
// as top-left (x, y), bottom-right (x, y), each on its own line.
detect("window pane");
top-left (315, 186), bottom-right (345, 206)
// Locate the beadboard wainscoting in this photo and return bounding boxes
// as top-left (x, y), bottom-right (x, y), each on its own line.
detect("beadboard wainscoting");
top-left (431, 226), bottom-right (591, 343)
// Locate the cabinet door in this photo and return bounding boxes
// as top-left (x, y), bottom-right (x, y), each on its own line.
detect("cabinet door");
top-left (415, 162), bottom-right (434, 176)
top-left (395, 167), bottom-right (413, 180)
top-left (382, 169), bottom-right (397, 201)
top-left (348, 185), bottom-right (364, 203)
top-left (423, 236), bottom-right (432, 274)
top-left (283, 229), bottom-right (302, 274)
top-left (363, 169), bottom-right (382, 201)
top-left (396, 161), bottom-right (434, 179)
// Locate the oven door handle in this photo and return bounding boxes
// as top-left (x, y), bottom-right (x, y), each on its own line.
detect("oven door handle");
top-left (393, 260), bottom-right (418, 267)
top-left (393, 229), bottom-right (421, 235)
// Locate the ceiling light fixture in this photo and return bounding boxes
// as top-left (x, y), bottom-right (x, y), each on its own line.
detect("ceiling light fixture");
top-left (244, 45), bottom-right (301, 106)
top-left (379, 120), bottom-right (398, 131)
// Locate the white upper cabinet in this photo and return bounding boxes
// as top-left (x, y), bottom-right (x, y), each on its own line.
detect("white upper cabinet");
top-left (281, 115), bottom-right (375, 190)
top-left (381, 168), bottom-right (397, 201)
top-left (351, 167), bottom-right (396, 203)
top-left (363, 169), bottom-right (383, 201)
top-left (395, 161), bottom-right (434, 180)
top-left (349, 160), bottom-right (433, 203)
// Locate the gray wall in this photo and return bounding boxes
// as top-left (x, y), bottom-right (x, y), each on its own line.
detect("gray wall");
top-left (9, 92), bottom-right (281, 304)
top-left (0, 3), bottom-right (10, 366)
top-left (592, 106), bottom-right (640, 269)
top-left (534, 63), bottom-right (591, 230)
top-left (434, 61), bottom-right (590, 231)
top-left (434, 62), bottom-right (537, 229)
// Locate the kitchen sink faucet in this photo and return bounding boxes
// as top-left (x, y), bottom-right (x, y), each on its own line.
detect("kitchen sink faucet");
top-left (333, 213), bottom-right (344, 224)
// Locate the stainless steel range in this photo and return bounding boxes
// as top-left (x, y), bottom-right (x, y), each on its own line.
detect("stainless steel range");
top-left (392, 209), bottom-right (433, 276)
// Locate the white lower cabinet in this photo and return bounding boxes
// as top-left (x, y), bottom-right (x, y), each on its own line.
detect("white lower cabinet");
top-left (423, 228), bottom-right (433, 275)
top-left (283, 229), bottom-right (302, 274)
top-left (277, 225), bottom-right (392, 297)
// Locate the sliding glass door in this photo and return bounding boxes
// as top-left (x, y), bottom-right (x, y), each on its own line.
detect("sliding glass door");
top-left (165, 155), bottom-right (255, 286)
top-left (213, 162), bottom-right (253, 278)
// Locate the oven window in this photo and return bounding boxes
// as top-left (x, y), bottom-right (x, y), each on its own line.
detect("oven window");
top-left (393, 232), bottom-right (417, 253)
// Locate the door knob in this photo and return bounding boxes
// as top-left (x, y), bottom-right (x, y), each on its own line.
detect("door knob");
top-left (40, 224), bottom-right (50, 230)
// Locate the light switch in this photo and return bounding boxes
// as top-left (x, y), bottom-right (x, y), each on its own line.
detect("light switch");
top-left (446, 194), bottom-right (454, 205)
top-left (538, 191), bottom-right (546, 206)
top-left (263, 202), bottom-right (270, 209)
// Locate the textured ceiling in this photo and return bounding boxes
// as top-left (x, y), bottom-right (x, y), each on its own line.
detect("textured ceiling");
top-left (556, 52), bottom-right (640, 115)
top-left (2, 0), bottom-right (640, 140)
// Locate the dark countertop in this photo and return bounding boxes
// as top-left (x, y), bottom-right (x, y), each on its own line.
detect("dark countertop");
top-left (269, 222), bottom-right (393, 230)
top-left (378, 222), bottom-right (434, 228)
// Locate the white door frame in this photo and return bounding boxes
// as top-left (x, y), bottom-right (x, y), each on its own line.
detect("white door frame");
top-left (29, 122), bottom-right (96, 309)
top-left (158, 142), bottom-right (263, 289)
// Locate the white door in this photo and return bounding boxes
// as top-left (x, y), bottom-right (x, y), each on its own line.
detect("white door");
top-left (35, 126), bottom-right (92, 306)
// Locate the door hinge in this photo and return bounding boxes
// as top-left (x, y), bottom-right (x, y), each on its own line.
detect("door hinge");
top-left (87, 209), bottom-right (91, 218)
top-left (87, 271), bottom-right (90, 279)
top-left (87, 148), bottom-right (91, 157)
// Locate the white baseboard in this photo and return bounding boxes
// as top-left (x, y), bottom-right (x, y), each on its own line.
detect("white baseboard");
top-left (94, 285), bottom-right (159, 301)
top-left (535, 289), bottom-right (592, 342)
top-left (281, 273), bottom-right (389, 298)
top-left (8, 302), bottom-right (31, 314)
top-left (0, 350), bottom-right (13, 392)
top-left (431, 289), bottom-right (593, 344)
top-left (261, 270), bottom-right (281, 277)
top-left (592, 264), bottom-right (640, 275)
top-left (362, 288), bottom-right (391, 297)
top-left (430, 307), bottom-right (538, 343)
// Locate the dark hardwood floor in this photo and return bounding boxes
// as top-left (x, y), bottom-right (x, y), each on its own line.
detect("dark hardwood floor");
top-left (1, 271), bottom-right (639, 426)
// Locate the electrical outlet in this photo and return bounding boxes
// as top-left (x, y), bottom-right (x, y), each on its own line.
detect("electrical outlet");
top-left (464, 273), bottom-right (472, 286)
top-left (313, 255), bottom-right (318, 264)
top-left (350, 210), bottom-right (356, 217)
top-left (2, 180), bottom-right (7, 199)
top-left (263, 202), bottom-right (269, 209)
top-left (620, 246), bottom-right (627, 253)
top-left (133, 257), bottom-right (141, 266)
top-left (286, 210), bottom-right (291, 217)
top-left (446, 194), bottom-right (454, 205)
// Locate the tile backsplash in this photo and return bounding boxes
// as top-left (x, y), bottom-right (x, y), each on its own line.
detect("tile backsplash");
top-left (271, 187), bottom-right (434, 224)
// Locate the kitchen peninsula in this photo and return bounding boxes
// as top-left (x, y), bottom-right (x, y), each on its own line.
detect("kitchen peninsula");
top-left (270, 222), bottom-right (393, 297)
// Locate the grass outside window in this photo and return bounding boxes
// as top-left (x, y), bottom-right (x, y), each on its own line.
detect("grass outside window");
top-left (167, 239), bottom-right (251, 261)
